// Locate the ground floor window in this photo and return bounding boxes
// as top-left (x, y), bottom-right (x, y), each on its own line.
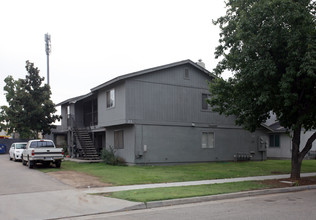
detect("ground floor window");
top-left (114, 130), bottom-right (124, 149)
top-left (269, 134), bottom-right (280, 147)
top-left (202, 132), bottom-right (215, 148)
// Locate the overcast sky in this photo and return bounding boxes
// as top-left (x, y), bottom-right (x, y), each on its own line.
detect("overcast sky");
top-left (0, 0), bottom-right (228, 106)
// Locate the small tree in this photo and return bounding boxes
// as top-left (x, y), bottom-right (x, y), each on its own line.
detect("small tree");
top-left (210, 0), bottom-right (316, 179)
top-left (0, 61), bottom-right (61, 138)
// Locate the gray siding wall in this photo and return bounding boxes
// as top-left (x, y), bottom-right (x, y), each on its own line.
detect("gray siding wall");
top-left (126, 64), bottom-right (236, 126)
top-left (60, 103), bottom-right (77, 129)
top-left (98, 82), bottom-right (126, 127)
top-left (60, 104), bottom-right (68, 131)
top-left (267, 130), bottom-right (316, 159)
top-left (60, 102), bottom-right (84, 130)
top-left (134, 124), bottom-right (267, 164)
top-left (267, 134), bottom-right (292, 158)
top-left (105, 125), bottom-right (135, 164)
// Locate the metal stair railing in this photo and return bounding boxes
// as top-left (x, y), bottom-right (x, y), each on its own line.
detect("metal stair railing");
top-left (70, 116), bottom-right (100, 160)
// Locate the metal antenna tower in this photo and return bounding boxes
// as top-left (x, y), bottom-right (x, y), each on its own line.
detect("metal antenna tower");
top-left (45, 33), bottom-right (51, 85)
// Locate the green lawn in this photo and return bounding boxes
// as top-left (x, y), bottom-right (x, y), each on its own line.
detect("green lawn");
top-left (40, 159), bottom-right (316, 186)
top-left (105, 181), bottom-right (276, 202)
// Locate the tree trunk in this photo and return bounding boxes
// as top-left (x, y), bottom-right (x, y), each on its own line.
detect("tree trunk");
top-left (291, 125), bottom-right (302, 179)
top-left (291, 126), bottom-right (316, 179)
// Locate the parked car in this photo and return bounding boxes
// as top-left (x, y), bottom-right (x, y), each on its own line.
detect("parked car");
top-left (9, 142), bottom-right (27, 161)
top-left (22, 139), bottom-right (64, 169)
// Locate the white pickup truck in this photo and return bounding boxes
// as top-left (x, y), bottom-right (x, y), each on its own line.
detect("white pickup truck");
top-left (22, 139), bottom-right (64, 169)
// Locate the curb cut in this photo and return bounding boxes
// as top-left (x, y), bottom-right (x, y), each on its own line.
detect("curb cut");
top-left (123, 185), bottom-right (316, 211)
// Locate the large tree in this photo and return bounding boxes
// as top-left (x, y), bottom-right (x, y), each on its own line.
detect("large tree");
top-left (210, 0), bottom-right (316, 179)
top-left (0, 61), bottom-right (61, 139)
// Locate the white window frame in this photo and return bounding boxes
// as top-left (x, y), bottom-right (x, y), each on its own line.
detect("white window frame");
top-left (201, 132), bottom-right (215, 148)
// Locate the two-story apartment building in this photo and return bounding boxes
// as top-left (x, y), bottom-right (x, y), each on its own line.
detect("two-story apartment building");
top-left (56, 60), bottom-right (268, 164)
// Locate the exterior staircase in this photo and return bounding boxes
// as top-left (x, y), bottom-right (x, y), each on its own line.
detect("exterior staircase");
top-left (73, 127), bottom-right (100, 160)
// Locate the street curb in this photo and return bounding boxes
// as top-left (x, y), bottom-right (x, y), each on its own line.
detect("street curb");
top-left (122, 185), bottom-right (316, 211)
top-left (51, 185), bottom-right (316, 219)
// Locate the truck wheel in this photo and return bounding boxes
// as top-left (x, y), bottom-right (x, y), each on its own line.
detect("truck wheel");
top-left (55, 160), bottom-right (61, 168)
top-left (22, 157), bottom-right (27, 166)
top-left (28, 160), bottom-right (34, 169)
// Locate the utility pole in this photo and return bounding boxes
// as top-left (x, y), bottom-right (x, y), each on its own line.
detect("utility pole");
top-left (44, 33), bottom-right (51, 85)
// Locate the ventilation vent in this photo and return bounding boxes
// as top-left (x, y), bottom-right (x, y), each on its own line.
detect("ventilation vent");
top-left (184, 68), bottom-right (190, 79)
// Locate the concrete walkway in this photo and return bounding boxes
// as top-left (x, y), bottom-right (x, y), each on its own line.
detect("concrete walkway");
top-left (51, 172), bottom-right (316, 219)
top-left (54, 172), bottom-right (316, 219)
top-left (84, 172), bottom-right (316, 194)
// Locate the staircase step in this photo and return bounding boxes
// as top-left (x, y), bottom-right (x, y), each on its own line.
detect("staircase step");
top-left (73, 127), bottom-right (100, 161)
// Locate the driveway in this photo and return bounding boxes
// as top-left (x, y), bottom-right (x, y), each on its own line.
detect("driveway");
top-left (0, 154), bottom-right (71, 195)
top-left (0, 154), bottom-right (139, 220)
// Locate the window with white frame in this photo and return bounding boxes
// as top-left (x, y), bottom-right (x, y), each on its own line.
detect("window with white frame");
top-left (106, 89), bottom-right (115, 108)
top-left (201, 132), bottom-right (215, 148)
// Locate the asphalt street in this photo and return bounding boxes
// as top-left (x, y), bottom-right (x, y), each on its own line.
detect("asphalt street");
top-left (66, 189), bottom-right (316, 220)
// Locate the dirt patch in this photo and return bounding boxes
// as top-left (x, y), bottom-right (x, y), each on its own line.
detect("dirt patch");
top-left (260, 176), bottom-right (316, 187)
top-left (47, 171), bottom-right (112, 188)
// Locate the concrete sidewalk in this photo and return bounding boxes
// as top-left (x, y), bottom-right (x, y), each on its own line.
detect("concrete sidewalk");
top-left (53, 172), bottom-right (316, 219)
top-left (84, 172), bottom-right (316, 194)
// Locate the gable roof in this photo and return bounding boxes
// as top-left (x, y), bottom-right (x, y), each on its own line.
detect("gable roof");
top-left (56, 93), bottom-right (92, 106)
top-left (57, 59), bottom-right (214, 106)
top-left (268, 121), bottom-right (287, 133)
top-left (90, 59), bottom-right (214, 92)
top-left (261, 121), bottom-right (287, 133)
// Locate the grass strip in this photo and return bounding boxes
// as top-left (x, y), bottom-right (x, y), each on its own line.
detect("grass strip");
top-left (39, 160), bottom-right (316, 186)
top-left (102, 181), bottom-right (276, 202)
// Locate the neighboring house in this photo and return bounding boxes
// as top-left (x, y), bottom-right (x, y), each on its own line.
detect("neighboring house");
top-left (264, 114), bottom-right (316, 159)
top-left (55, 60), bottom-right (268, 164)
top-left (0, 130), bottom-right (9, 139)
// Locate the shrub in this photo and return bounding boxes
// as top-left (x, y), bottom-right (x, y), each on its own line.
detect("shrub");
top-left (101, 146), bottom-right (126, 166)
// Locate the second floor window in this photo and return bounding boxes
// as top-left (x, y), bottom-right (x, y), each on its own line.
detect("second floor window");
top-left (202, 93), bottom-right (211, 110)
top-left (106, 89), bottom-right (115, 108)
top-left (67, 105), bottom-right (71, 118)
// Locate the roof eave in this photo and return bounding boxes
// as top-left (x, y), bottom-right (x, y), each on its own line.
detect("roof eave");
top-left (90, 59), bottom-right (214, 92)
top-left (55, 92), bottom-right (93, 106)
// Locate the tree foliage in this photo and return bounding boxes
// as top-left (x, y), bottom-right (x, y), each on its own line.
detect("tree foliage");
top-left (210, 0), bottom-right (316, 178)
top-left (0, 61), bottom-right (61, 138)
